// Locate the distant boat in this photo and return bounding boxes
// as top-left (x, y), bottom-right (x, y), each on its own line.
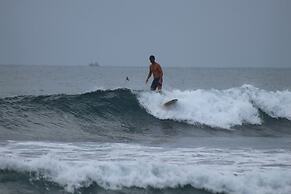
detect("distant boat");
top-left (89, 62), bottom-right (100, 67)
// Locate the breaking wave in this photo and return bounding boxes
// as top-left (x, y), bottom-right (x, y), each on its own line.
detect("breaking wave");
top-left (0, 85), bottom-right (290, 132)
top-left (138, 84), bottom-right (291, 128)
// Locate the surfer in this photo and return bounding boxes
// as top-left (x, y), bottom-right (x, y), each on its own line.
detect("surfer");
top-left (145, 55), bottom-right (163, 91)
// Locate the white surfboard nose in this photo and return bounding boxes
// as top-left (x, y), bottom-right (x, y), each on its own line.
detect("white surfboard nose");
top-left (163, 99), bottom-right (178, 106)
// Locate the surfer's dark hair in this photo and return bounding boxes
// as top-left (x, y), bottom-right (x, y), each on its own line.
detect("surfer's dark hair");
top-left (149, 55), bottom-right (155, 61)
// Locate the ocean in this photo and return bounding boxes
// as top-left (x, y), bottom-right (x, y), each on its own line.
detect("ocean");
top-left (0, 65), bottom-right (291, 194)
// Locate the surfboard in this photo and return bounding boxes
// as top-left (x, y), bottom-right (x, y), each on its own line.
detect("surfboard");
top-left (163, 99), bottom-right (178, 106)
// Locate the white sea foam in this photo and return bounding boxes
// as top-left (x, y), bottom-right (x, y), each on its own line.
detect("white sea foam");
top-left (0, 141), bottom-right (291, 194)
top-left (137, 85), bottom-right (291, 129)
top-left (248, 86), bottom-right (291, 120)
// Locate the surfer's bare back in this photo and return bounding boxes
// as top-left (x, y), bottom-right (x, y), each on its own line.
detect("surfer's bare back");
top-left (145, 55), bottom-right (163, 91)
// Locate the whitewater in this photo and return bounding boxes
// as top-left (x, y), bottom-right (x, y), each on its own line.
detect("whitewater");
top-left (0, 66), bottom-right (291, 194)
top-left (1, 141), bottom-right (291, 194)
top-left (138, 84), bottom-right (291, 129)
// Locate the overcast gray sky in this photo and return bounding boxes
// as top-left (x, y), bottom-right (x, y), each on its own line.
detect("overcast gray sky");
top-left (0, 0), bottom-right (290, 67)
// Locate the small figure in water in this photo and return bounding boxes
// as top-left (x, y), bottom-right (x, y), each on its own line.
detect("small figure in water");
top-left (145, 55), bottom-right (163, 92)
top-left (126, 76), bottom-right (130, 81)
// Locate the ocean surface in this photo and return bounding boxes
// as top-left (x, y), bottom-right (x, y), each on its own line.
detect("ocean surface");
top-left (0, 65), bottom-right (291, 194)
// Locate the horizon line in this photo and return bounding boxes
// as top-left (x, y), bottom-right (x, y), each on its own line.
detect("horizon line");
top-left (0, 64), bottom-right (291, 68)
